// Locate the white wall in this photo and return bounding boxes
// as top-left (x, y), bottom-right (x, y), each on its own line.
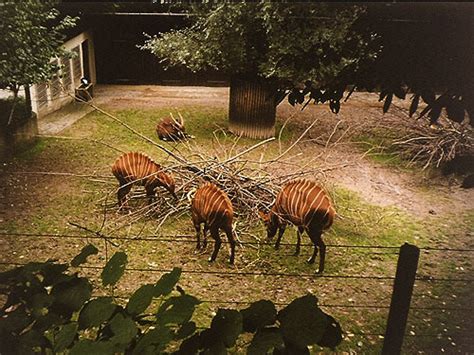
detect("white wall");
top-left (30, 30), bottom-right (96, 118)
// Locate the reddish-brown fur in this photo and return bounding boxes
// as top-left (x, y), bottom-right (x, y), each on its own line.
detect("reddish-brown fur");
top-left (111, 152), bottom-right (176, 207)
top-left (156, 117), bottom-right (190, 141)
top-left (259, 179), bottom-right (335, 273)
top-left (191, 182), bottom-right (236, 264)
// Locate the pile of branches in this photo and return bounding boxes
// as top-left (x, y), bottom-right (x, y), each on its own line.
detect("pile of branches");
top-left (392, 119), bottom-right (473, 170)
top-left (92, 104), bottom-right (329, 237)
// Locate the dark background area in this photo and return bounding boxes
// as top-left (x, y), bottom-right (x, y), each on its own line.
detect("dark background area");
top-left (57, 2), bottom-right (473, 90)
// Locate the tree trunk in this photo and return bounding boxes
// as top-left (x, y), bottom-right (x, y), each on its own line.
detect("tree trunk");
top-left (7, 87), bottom-right (19, 126)
top-left (24, 85), bottom-right (32, 116)
top-left (228, 77), bottom-right (277, 139)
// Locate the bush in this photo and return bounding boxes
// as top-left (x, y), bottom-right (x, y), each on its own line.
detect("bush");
top-left (0, 245), bottom-right (343, 354)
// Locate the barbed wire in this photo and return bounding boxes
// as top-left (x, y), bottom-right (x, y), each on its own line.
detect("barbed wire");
top-left (2, 231), bottom-right (474, 253)
top-left (0, 261), bottom-right (395, 280)
top-left (103, 295), bottom-right (474, 312)
top-left (1, 260), bottom-right (473, 283)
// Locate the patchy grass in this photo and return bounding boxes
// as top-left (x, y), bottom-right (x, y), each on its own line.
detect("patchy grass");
top-left (1, 105), bottom-right (472, 353)
top-left (353, 132), bottom-right (412, 170)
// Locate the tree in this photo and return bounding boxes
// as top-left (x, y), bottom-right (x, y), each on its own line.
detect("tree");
top-left (141, 3), bottom-right (374, 139)
top-left (0, 0), bottom-right (76, 125)
top-left (143, 3), bottom-right (472, 139)
top-left (336, 3), bottom-right (473, 127)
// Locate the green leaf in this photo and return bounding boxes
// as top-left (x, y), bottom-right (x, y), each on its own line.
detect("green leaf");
top-left (210, 308), bottom-right (243, 347)
top-left (156, 294), bottom-right (200, 326)
top-left (101, 252), bottom-right (127, 287)
top-left (277, 294), bottom-right (328, 348)
top-left (0, 306), bottom-right (32, 333)
top-left (50, 277), bottom-right (92, 317)
top-left (19, 329), bottom-right (50, 351)
top-left (109, 313), bottom-right (138, 346)
top-left (30, 292), bottom-right (53, 318)
top-left (70, 339), bottom-right (114, 355)
top-left (178, 333), bottom-right (202, 354)
top-left (133, 327), bottom-right (173, 355)
top-left (316, 314), bottom-right (343, 349)
top-left (199, 328), bottom-right (227, 354)
top-left (176, 321), bottom-right (197, 340)
top-left (0, 0), bottom-right (77, 103)
top-left (71, 244), bottom-right (99, 267)
top-left (126, 284), bottom-right (155, 316)
top-left (78, 297), bottom-right (117, 330)
top-left (41, 262), bottom-right (69, 285)
top-left (248, 327), bottom-right (284, 355)
top-left (154, 267), bottom-right (181, 296)
top-left (240, 300), bottom-right (277, 333)
top-left (34, 312), bottom-right (64, 333)
top-left (54, 322), bottom-right (78, 352)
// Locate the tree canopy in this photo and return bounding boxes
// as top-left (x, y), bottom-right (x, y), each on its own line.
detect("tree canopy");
top-left (142, 2), bottom-right (472, 125)
top-left (142, 3), bottom-right (374, 87)
top-left (0, 0), bottom-right (76, 123)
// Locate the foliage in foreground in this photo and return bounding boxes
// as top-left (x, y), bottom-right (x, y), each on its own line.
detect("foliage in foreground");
top-left (0, 245), bottom-right (342, 354)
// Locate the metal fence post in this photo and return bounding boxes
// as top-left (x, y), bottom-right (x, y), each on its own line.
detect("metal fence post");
top-left (382, 243), bottom-right (420, 355)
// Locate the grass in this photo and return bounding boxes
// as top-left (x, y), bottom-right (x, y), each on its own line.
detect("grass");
top-left (1, 105), bottom-right (472, 353)
top-left (351, 127), bottom-right (421, 173)
top-left (354, 133), bottom-right (404, 166)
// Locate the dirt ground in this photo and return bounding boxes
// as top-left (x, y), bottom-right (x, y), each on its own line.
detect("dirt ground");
top-left (90, 85), bottom-right (473, 220)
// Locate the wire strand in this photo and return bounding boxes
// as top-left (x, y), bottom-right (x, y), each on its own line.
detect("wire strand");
top-left (2, 231), bottom-right (473, 252)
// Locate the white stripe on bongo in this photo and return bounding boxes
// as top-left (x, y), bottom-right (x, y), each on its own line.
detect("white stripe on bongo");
top-left (204, 187), bottom-right (219, 217)
top-left (286, 182), bottom-right (299, 219)
top-left (140, 154), bottom-right (146, 180)
top-left (209, 196), bottom-right (227, 226)
top-left (304, 188), bottom-right (324, 226)
top-left (125, 153), bottom-right (133, 181)
top-left (291, 180), bottom-right (305, 223)
top-left (302, 183), bottom-right (321, 222)
top-left (296, 180), bottom-right (311, 223)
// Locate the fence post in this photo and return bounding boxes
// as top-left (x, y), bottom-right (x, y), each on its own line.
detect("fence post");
top-left (382, 243), bottom-right (420, 355)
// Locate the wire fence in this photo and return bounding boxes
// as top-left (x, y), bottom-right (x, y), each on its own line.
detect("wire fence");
top-left (1, 230), bottom-right (473, 351)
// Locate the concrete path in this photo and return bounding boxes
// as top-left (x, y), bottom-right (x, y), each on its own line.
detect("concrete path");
top-left (37, 84), bottom-right (230, 135)
top-left (38, 101), bottom-right (95, 135)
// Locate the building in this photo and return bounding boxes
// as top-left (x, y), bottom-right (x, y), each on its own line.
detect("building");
top-left (30, 1), bottom-right (227, 118)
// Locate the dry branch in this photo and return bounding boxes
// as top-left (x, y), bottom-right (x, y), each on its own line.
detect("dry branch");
top-left (392, 120), bottom-right (473, 169)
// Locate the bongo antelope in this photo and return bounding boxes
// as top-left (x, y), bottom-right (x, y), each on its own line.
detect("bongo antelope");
top-left (156, 113), bottom-right (192, 141)
top-left (259, 179), bottom-right (335, 273)
top-left (111, 152), bottom-right (177, 207)
top-left (191, 182), bottom-right (236, 264)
